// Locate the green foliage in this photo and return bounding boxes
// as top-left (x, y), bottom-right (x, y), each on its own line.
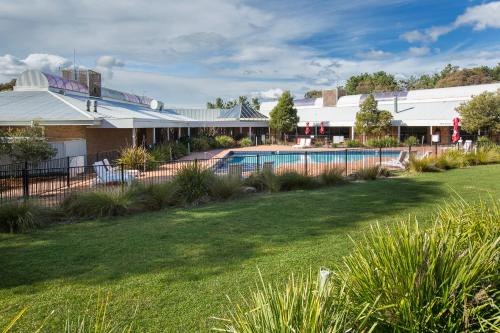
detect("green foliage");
top-left (407, 156), bottom-right (441, 173)
top-left (313, 140), bottom-right (324, 148)
top-left (238, 137), bottom-right (252, 147)
top-left (457, 90), bottom-right (500, 135)
top-left (336, 198), bottom-right (500, 331)
top-left (345, 71), bottom-right (398, 95)
top-left (116, 146), bottom-right (154, 170)
top-left (269, 91), bottom-right (299, 136)
top-left (476, 136), bottom-right (494, 149)
top-left (435, 149), bottom-right (469, 169)
top-left (355, 165), bottom-right (391, 180)
top-left (191, 137), bottom-right (211, 152)
top-left (243, 169), bottom-right (280, 192)
top-left (404, 136), bottom-right (419, 147)
top-left (0, 79), bottom-right (16, 91)
top-left (345, 139), bottom-right (363, 148)
top-left (355, 94), bottom-right (393, 137)
top-left (214, 135), bottom-right (236, 148)
top-left (304, 90), bottom-right (322, 99)
top-left (127, 182), bottom-right (180, 211)
top-left (213, 270), bottom-right (377, 333)
top-left (173, 163), bottom-right (214, 204)
top-left (206, 96), bottom-right (260, 111)
top-left (277, 171), bottom-right (318, 191)
top-left (61, 190), bottom-right (132, 219)
top-left (366, 136), bottom-right (399, 148)
top-left (466, 147), bottom-right (500, 165)
top-left (208, 176), bottom-right (243, 201)
top-left (320, 167), bottom-right (346, 186)
top-left (0, 124), bottom-right (56, 163)
top-left (149, 142), bottom-right (188, 162)
top-left (0, 201), bottom-right (51, 233)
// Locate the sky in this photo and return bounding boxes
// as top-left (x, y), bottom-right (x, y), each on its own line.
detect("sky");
top-left (0, 0), bottom-right (499, 107)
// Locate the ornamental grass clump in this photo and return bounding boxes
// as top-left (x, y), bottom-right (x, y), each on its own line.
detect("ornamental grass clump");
top-left (243, 169), bottom-right (280, 193)
top-left (208, 175), bottom-right (244, 201)
top-left (61, 190), bottom-right (133, 219)
top-left (238, 137), bottom-right (252, 147)
top-left (212, 270), bottom-right (378, 333)
top-left (435, 149), bottom-right (469, 170)
top-left (407, 155), bottom-right (441, 173)
top-left (0, 200), bottom-right (52, 233)
top-left (173, 163), bottom-right (214, 204)
top-left (336, 198), bottom-right (500, 332)
top-left (277, 171), bottom-right (319, 191)
top-left (116, 146), bottom-right (155, 170)
top-left (354, 165), bottom-right (391, 180)
top-left (319, 167), bottom-right (346, 186)
top-left (127, 182), bottom-right (180, 211)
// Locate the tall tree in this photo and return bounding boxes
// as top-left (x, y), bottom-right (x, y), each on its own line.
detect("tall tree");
top-left (269, 91), bottom-right (299, 138)
top-left (345, 72), bottom-right (398, 95)
top-left (251, 97), bottom-right (260, 111)
top-left (0, 79), bottom-right (16, 91)
top-left (354, 94), bottom-right (393, 140)
top-left (456, 89), bottom-right (500, 136)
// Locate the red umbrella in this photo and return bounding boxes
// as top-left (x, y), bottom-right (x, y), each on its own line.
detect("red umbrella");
top-left (452, 117), bottom-right (460, 143)
top-left (319, 122), bottom-right (325, 135)
top-left (305, 122), bottom-right (311, 135)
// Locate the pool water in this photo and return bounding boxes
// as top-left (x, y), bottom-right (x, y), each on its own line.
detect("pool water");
top-left (214, 150), bottom-right (401, 172)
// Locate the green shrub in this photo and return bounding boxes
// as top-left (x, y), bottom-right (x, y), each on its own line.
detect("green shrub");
top-left (354, 165), bottom-right (391, 180)
top-left (435, 149), bottom-right (469, 169)
top-left (366, 136), bottom-right (399, 148)
top-left (407, 156), bottom-right (441, 173)
top-left (336, 198), bottom-right (500, 331)
top-left (116, 146), bottom-right (156, 170)
top-left (0, 201), bottom-right (51, 233)
top-left (127, 182), bottom-right (180, 211)
top-left (243, 170), bottom-right (280, 192)
top-left (173, 163), bottom-right (214, 204)
top-left (277, 171), bottom-right (318, 191)
top-left (213, 270), bottom-right (377, 333)
top-left (150, 142), bottom-right (189, 161)
top-left (238, 137), bottom-right (252, 147)
top-left (345, 139), bottom-right (363, 148)
top-left (61, 190), bottom-right (132, 219)
top-left (404, 136), bottom-right (419, 147)
top-left (466, 147), bottom-right (500, 165)
top-left (192, 137), bottom-right (211, 152)
top-left (313, 140), bottom-right (324, 148)
top-left (476, 136), bottom-right (494, 149)
top-left (214, 135), bottom-right (236, 148)
top-left (320, 167), bottom-right (346, 186)
top-left (208, 176), bottom-right (243, 201)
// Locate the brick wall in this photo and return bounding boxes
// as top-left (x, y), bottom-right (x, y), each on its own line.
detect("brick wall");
top-left (45, 126), bottom-right (87, 141)
top-left (85, 128), bottom-right (133, 155)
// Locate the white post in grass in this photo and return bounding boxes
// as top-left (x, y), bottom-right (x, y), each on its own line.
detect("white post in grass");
top-left (319, 267), bottom-right (331, 290)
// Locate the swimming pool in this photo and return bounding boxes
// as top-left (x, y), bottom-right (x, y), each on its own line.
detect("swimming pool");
top-left (213, 150), bottom-right (402, 173)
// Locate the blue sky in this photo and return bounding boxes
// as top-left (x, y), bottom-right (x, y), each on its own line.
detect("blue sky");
top-left (0, 0), bottom-right (499, 106)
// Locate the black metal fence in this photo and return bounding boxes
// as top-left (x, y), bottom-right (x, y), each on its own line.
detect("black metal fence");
top-left (0, 146), bottom-right (451, 208)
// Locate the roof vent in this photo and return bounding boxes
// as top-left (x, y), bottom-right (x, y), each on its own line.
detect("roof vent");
top-left (92, 100), bottom-right (98, 112)
top-left (86, 100), bottom-right (91, 112)
top-left (150, 99), bottom-right (164, 111)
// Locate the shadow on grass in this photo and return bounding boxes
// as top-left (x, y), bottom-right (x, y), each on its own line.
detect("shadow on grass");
top-left (0, 177), bottom-right (445, 289)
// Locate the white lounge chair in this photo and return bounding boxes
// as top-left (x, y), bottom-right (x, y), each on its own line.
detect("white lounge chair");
top-left (463, 140), bottom-right (473, 152)
top-left (102, 158), bottom-right (140, 177)
top-left (293, 138), bottom-right (306, 148)
top-left (382, 151), bottom-right (408, 169)
top-left (302, 138), bottom-right (312, 148)
top-left (93, 161), bottom-right (134, 184)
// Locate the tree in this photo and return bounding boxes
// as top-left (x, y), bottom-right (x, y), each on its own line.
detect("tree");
top-left (269, 91), bottom-right (299, 138)
top-left (206, 96), bottom-right (256, 109)
top-left (456, 89), bottom-right (500, 136)
top-left (251, 97), bottom-right (260, 111)
top-left (304, 90), bottom-right (322, 99)
top-left (0, 123), bottom-right (56, 163)
top-left (345, 71), bottom-right (398, 95)
top-left (0, 79), bottom-right (16, 91)
top-left (354, 94), bottom-right (393, 140)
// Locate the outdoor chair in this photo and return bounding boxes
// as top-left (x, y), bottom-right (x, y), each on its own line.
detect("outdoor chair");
top-left (463, 140), bottom-right (473, 152)
top-left (382, 150), bottom-right (408, 169)
top-left (302, 138), bottom-right (312, 148)
top-left (103, 158), bottom-right (140, 177)
top-left (93, 161), bottom-right (135, 185)
top-left (293, 138), bottom-right (306, 148)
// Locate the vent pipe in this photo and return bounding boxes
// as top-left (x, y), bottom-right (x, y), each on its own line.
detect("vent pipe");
top-left (92, 100), bottom-right (98, 112)
top-left (86, 100), bottom-right (91, 112)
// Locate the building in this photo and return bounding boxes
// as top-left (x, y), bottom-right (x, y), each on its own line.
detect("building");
top-left (0, 70), bottom-right (268, 158)
top-left (260, 84), bottom-right (500, 144)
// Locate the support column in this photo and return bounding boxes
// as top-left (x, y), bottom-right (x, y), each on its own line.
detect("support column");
top-left (167, 128), bottom-right (170, 141)
top-left (430, 126), bottom-right (433, 145)
top-left (351, 126), bottom-right (355, 140)
top-left (178, 127), bottom-right (182, 139)
top-left (153, 128), bottom-right (156, 144)
top-left (187, 127), bottom-right (191, 137)
top-left (248, 127), bottom-right (252, 137)
top-left (132, 128), bottom-right (137, 147)
top-left (397, 126), bottom-right (401, 142)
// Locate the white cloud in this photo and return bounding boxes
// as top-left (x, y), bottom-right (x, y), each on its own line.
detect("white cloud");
top-left (400, 1), bottom-right (500, 43)
top-left (0, 53), bottom-right (71, 81)
top-left (253, 88), bottom-right (284, 99)
top-left (408, 46), bottom-right (430, 57)
top-left (95, 55), bottom-right (124, 79)
top-left (357, 49), bottom-right (392, 60)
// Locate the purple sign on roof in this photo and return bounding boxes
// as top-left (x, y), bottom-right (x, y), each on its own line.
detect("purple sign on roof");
top-left (44, 73), bottom-right (88, 94)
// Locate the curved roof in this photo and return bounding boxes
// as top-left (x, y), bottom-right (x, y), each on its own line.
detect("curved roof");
top-left (15, 70), bottom-right (88, 94)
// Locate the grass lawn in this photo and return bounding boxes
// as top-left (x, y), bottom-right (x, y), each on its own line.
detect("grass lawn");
top-left (1, 165), bottom-right (499, 332)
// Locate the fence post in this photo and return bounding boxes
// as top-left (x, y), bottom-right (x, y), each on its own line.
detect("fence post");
top-left (194, 158), bottom-right (198, 168)
top-left (379, 147), bottom-right (382, 166)
top-left (66, 156), bottom-right (71, 188)
top-left (256, 154), bottom-right (260, 173)
top-left (345, 149), bottom-right (348, 176)
top-left (22, 161), bottom-right (29, 199)
top-left (120, 163), bottom-right (125, 188)
top-left (435, 142), bottom-right (438, 156)
top-left (95, 152), bottom-right (99, 164)
top-left (304, 151), bottom-right (308, 176)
